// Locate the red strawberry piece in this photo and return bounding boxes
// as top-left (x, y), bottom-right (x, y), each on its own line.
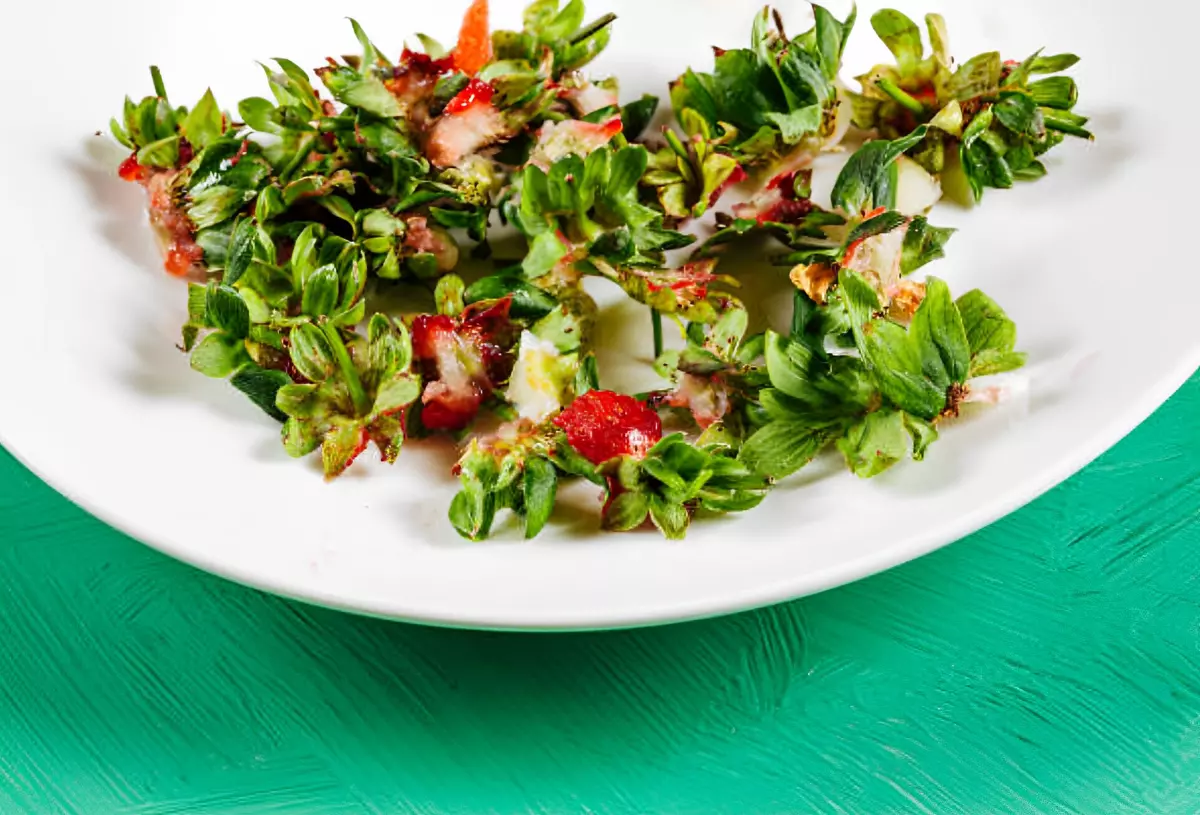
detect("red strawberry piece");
top-left (444, 78), bottom-right (496, 116)
top-left (732, 169), bottom-right (814, 224)
top-left (411, 298), bottom-right (517, 431)
top-left (117, 152), bottom-right (148, 183)
top-left (553, 390), bottom-right (663, 465)
top-left (453, 0), bottom-right (492, 76)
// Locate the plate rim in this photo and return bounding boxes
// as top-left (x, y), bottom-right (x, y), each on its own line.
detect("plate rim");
top-left (3, 347), bottom-right (1195, 631)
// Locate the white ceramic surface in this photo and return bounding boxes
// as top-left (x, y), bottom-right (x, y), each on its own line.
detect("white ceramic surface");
top-left (0, 0), bottom-right (1194, 630)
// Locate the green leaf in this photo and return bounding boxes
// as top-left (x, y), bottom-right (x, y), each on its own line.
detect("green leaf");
top-left (608, 145), bottom-right (649, 199)
top-left (318, 65), bottom-right (402, 117)
top-left (322, 423), bottom-right (367, 478)
top-left (367, 313), bottom-right (412, 377)
top-left (871, 9), bottom-right (923, 77)
top-left (523, 231), bottom-right (569, 278)
top-left (110, 116), bottom-right (134, 149)
top-left (621, 94), bottom-right (659, 140)
top-left (831, 126), bottom-right (929, 214)
top-left (842, 270), bottom-right (946, 420)
top-left (190, 333), bottom-right (247, 378)
top-left (523, 457), bottom-right (558, 539)
top-left (413, 30), bottom-right (447, 57)
top-left (289, 322), bottom-right (337, 382)
top-left (710, 49), bottom-right (784, 134)
top-left (993, 91), bottom-right (1042, 137)
top-left (449, 484), bottom-right (496, 542)
top-left (1029, 53), bottom-right (1080, 74)
top-left (956, 289), bottom-right (1017, 358)
top-left (254, 185), bottom-right (287, 222)
top-left (435, 275), bottom-right (466, 317)
top-left (904, 413), bottom-right (939, 461)
top-left (837, 409), bottom-right (909, 478)
top-left (969, 349), bottom-right (1027, 378)
top-left (282, 417), bottom-right (321, 458)
top-left (223, 218), bottom-right (258, 286)
top-left (602, 491), bottom-right (650, 532)
top-left (317, 195), bottom-right (357, 229)
top-left (764, 106), bottom-right (823, 144)
top-left (948, 52), bottom-right (1003, 101)
top-left (464, 275), bottom-right (557, 320)
top-left (955, 289), bottom-right (1026, 377)
top-left (350, 18), bottom-right (390, 68)
top-left (813, 3), bottom-right (855, 80)
top-left (182, 89), bottom-right (223, 150)
top-left (302, 264), bottom-right (340, 317)
top-left (846, 210), bottom-right (908, 245)
top-left (205, 284), bottom-right (250, 339)
top-left (777, 49), bottom-right (830, 108)
top-left (909, 277), bottom-right (970, 388)
top-left (276, 383), bottom-right (321, 418)
top-left (238, 97), bottom-right (282, 134)
top-left (708, 307), bottom-right (748, 359)
top-left (647, 496), bottom-right (689, 540)
top-left (373, 372), bottom-right (421, 416)
top-left (739, 420), bottom-right (838, 479)
top-left (189, 185), bottom-right (255, 229)
top-left (230, 365), bottom-right (291, 422)
top-left (290, 224), bottom-right (323, 286)
top-left (900, 217), bottom-right (955, 275)
top-left (136, 134), bottom-right (180, 169)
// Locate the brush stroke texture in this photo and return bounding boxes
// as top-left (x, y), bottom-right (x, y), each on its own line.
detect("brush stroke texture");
top-left (2, 376), bottom-right (1199, 814)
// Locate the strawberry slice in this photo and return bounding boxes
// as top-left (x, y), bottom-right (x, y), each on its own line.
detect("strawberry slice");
top-left (553, 391), bottom-right (663, 465)
top-left (731, 170), bottom-right (813, 225)
top-left (453, 0), bottom-right (492, 76)
top-left (528, 116), bottom-right (623, 169)
top-left (425, 78), bottom-right (509, 168)
top-left (412, 299), bottom-right (517, 431)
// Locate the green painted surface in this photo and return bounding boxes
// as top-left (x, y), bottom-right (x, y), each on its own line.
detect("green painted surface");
top-left (2, 376), bottom-right (1199, 814)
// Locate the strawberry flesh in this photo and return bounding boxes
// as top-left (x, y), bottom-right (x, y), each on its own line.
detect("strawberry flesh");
top-left (553, 390), bottom-right (663, 465)
top-left (412, 298), bottom-right (517, 431)
top-left (732, 170), bottom-right (813, 224)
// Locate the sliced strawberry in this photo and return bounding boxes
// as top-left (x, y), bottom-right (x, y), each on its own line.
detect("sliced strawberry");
top-left (553, 390), bottom-right (663, 465)
top-left (411, 299), bottom-right (517, 431)
top-left (731, 170), bottom-right (813, 224)
top-left (558, 79), bottom-right (620, 116)
top-left (384, 50), bottom-right (453, 123)
top-left (425, 81), bottom-right (509, 168)
top-left (528, 116), bottom-right (623, 169)
top-left (443, 78), bottom-right (496, 115)
top-left (453, 0), bottom-right (492, 76)
top-left (841, 205), bottom-right (890, 266)
top-left (665, 373), bottom-right (730, 429)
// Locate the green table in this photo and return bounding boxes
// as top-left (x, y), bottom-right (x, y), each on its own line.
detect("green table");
top-left (3, 376), bottom-right (1198, 814)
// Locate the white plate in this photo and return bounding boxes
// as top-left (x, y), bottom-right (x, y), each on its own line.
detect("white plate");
top-left (0, 0), bottom-right (1194, 630)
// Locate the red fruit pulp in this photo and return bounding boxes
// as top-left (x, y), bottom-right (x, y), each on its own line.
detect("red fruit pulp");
top-left (553, 391), bottom-right (663, 465)
top-left (444, 78), bottom-right (496, 115)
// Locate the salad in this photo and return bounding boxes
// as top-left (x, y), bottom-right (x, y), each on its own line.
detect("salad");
top-left (108, 0), bottom-right (1090, 541)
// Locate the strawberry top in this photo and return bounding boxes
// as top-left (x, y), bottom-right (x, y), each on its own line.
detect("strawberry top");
top-left (553, 390), bottom-right (663, 465)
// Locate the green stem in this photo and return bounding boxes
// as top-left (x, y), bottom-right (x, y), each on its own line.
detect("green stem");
top-left (876, 78), bottom-right (925, 115)
top-left (150, 66), bottom-right (168, 102)
top-left (651, 309), bottom-right (664, 359)
top-left (321, 323), bottom-right (371, 418)
top-left (1041, 109), bottom-right (1094, 140)
top-left (569, 13), bottom-right (617, 45)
